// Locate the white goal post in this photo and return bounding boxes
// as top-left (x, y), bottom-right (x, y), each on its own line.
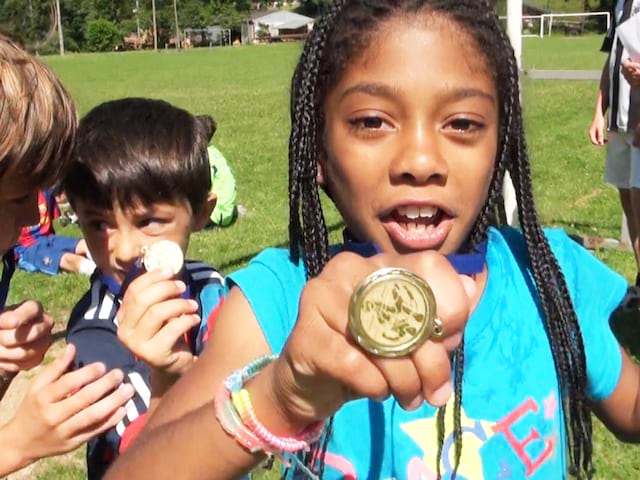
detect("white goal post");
top-left (543, 11), bottom-right (611, 37)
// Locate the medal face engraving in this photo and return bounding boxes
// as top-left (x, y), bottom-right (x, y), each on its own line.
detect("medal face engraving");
top-left (141, 240), bottom-right (184, 275)
top-left (348, 268), bottom-right (440, 357)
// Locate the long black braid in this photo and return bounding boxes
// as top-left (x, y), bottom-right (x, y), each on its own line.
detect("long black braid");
top-left (287, 1), bottom-right (593, 478)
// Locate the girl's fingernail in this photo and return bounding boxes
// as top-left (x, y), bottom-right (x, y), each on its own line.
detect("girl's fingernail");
top-left (407, 395), bottom-right (423, 410)
top-left (431, 382), bottom-right (452, 407)
top-left (189, 300), bottom-right (199, 309)
top-left (175, 281), bottom-right (186, 291)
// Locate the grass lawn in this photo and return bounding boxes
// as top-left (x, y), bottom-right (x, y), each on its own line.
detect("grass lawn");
top-left (5, 33), bottom-right (640, 478)
top-left (523, 34), bottom-right (606, 71)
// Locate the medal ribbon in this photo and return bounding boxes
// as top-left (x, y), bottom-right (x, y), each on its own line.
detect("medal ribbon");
top-left (0, 250), bottom-right (16, 312)
top-left (341, 230), bottom-right (486, 276)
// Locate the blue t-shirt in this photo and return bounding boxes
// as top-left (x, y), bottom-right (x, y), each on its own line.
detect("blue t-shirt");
top-left (229, 227), bottom-right (627, 480)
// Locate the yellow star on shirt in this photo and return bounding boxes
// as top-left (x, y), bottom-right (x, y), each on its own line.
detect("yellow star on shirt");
top-left (400, 401), bottom-right (496, 479)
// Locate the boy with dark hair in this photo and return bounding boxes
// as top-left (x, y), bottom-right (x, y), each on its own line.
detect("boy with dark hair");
top-left (62, 97), bottom-right (225, 478)
top-left (0, 33), bottom-right (133, 476)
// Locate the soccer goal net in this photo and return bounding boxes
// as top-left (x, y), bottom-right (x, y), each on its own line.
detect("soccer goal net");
top-left (500, 11), bottom-right (610, 38)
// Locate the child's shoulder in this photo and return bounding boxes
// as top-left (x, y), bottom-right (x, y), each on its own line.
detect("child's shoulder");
top-left (491, 225), bottom-right (586, 266)
top-left (227, 248), bottom-right (305, 301)
top-left (184, 259), bottom-right (224, 281)
top-left (233, 247), bottom-right (304, 279)
top-left (490, 225), bottom-right (628, 299)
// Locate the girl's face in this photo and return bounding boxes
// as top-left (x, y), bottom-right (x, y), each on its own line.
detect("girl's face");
top-left (320, 17), bottom-right (499, 255)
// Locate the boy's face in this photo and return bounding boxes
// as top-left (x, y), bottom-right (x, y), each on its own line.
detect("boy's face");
top-left (74, 199), bottom-right (196, 284)
top-left (0, 173), bottom-right (39, 256)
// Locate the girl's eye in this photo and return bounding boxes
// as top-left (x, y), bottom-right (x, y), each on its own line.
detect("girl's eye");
top-left (349, 116), bottom-right (388, 131)
top-left (446, 118), bottom-right (484, 133)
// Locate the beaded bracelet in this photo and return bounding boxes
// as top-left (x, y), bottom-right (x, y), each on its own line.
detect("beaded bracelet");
top-left (231, 388), bottom-right (325, 453)
top-left (214, 354), bottom-right (325, 457)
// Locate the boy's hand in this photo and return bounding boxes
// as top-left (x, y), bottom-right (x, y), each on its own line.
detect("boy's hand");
top-left (252, 251), bottom-right (475, 433)
top-left (5, 344), bottom-right (134, 468)
top-left (589, 111), bottom-right (606, 146)
top-left (117, 268), bottom-right (200, 377)
top-left (623, 59), bottom-right (640, 89)
top-left (0, 301), bottom-right (53, 376)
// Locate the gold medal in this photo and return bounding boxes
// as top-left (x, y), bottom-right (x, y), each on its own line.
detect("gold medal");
top-left (348, 268), bottom-right (442, 357)
top-left (141, 240), bottom-right (184, 275)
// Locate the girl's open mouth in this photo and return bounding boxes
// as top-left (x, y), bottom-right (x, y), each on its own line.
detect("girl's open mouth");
top-left (382, 204), bottom-right (453, 251)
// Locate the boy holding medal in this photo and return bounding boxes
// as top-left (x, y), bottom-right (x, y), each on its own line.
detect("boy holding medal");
top-left (62, 97), bottom-right (225, 479)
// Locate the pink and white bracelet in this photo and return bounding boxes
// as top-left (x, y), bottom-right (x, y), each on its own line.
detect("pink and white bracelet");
top-left (214, 355), bottom-right (325, 457)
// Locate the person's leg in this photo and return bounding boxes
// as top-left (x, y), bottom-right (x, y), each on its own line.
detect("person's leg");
top-left (45, 236), bottom-right (95, 275)
top-left (621, 189), bottom-right (640, 283)
top-left (53, 237), bottom-right (95, 275)
top-left (629, 136), bottom-right (640, 284)
top-left (59, 252), bottom-right (95, 275)
top-left (607, 133), bottom-right (638, 283)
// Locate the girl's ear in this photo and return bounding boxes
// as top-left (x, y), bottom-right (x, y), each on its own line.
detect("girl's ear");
top-left (316, 156), bottom-right (326, 186)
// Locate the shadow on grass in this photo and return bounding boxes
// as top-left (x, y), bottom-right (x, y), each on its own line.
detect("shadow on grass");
top-left (217, 220), bottom-right (345, 272)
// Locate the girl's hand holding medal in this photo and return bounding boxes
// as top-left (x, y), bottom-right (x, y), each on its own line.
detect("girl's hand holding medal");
top-left (261, 250), bottom-right (476, 432)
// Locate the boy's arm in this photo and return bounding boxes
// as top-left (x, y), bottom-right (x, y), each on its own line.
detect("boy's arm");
top-left (589, 57), bottom-right (610, 146)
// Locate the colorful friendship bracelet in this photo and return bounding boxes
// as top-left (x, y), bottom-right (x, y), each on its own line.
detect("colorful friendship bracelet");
top-left (215, 354), bottom-right (325, 459)
top-left (231, 388), bottom-right (324, 453)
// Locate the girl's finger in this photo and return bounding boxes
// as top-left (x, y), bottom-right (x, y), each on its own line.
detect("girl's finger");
top-left (402, 253), bottom-right (471, 341)
top-left (31, 344), bottom-right (76, 390)
top-left (62, 383), bottom-right (134, 435)
top-left (412, 341), bottom-right (454, 407)
top-left (44, 362), bottom-right (108, 403)
top-left (120, 299), bottom-right (199, 342)
top-left (371, 357), bottom-right (422, 410)
top-left (313, 329), bottom-right (390, 403)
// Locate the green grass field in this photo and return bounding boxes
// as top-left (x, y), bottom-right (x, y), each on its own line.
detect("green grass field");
top-left (6, 34), bottom-right (640, 478)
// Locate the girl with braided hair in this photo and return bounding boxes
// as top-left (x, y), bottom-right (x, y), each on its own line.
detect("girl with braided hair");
top-left (108, 1), bottom-right (640, 479)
